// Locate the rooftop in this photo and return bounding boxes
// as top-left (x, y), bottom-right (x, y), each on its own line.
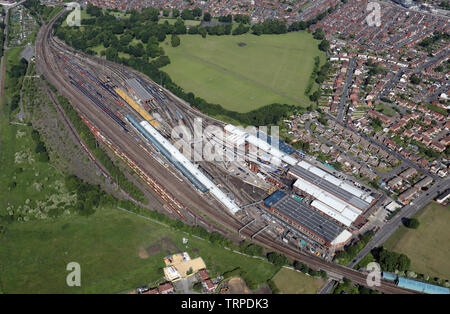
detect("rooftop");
top-left (270, 194), bottom-right (348, 244)
top-left (290, 161), bottom-right (373, 211)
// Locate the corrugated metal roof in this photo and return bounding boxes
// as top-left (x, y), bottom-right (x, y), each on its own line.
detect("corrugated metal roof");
top-left (293, 178), bottom-right (361, 226)
top-left (291, 162), bottom-right (373, 211)
top-left (397, 277), bottom-right (450, 294)
top-left (126, 78), bottom-right (153, 101)
top-left (271, 194), bottom-right (347, 244)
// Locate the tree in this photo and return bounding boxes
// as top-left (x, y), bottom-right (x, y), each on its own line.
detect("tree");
top-left (410, 74), bottom-right (421, 85)
top-left (374, 247), bottom-right (411, 272)
top-left (266, 252), bottom-right (289, 267)
top-left (267, 280), bottom-right (280, 294)
top-left (192, 8), bottom-right (202, 18)
top-left (404, 218), bottom-right (420, 229)
top-left (86, 3), bottom-right (102, 17)
top-left (181, 9), bottom-right (194, 20)
top-left (232, 23), bottom-right (249, 35)
top-left (192, 281), bottom-right (203, 293)
top-left (173, 18), bottom-right (187, 34)
top-left (162, 9), bottom-right (169, 17)
top-left (310, 90), bottom-right (321, 102)
top-left (170, 34), bottom-right (180, 47)
top-left (199, 27), bottom-right (207, 38)
top-left (218, 14), bottom-right (232, 23)
top-left (203, 12), bottom-right (211, 22)
top-left (313, 28), bottom-right (325, 40)
top-left (172, 8), bottom-right (180, 18)
top-left (319, 39), bottom-right (330, 52)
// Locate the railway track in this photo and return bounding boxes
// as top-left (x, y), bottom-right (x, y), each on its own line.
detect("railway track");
top-left (35, 9), bottom-right (243, 235)
top-left (34, 11), bottom-right (417, 294)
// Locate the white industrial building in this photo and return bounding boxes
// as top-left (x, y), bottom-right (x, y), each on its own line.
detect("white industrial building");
top-left (224, 124), bottom-right (298, 166)
top-left (296, 161), bottom-right (375, 205)
top-left (293, 178), bottom-right (361, 227)
top-left (140, 120), bottom-right (241, 215)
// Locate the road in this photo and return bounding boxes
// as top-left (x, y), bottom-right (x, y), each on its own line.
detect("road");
top-left (337, 57), bottom-right (355, 122)
top-left (348, 177), bottom-right (450, 268)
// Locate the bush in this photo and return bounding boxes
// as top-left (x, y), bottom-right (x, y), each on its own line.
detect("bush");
top-left (404, 218), bottom-right (420, 229)
top-left (266, 252), bottom-right (289, 267)
top-left (371, 247), bottom-right (411, 272)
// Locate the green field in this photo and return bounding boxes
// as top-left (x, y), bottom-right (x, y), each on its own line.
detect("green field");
top-left (271, 267), bottom-right (323, 294)
top-left (0, 207), bottom-right (280, 293)
top-left (159, 17), bottom-right (201, 26)
top-left (384, 202), bottom-right (450, 280)
top-left (162, 32), bottom-right (325, 113)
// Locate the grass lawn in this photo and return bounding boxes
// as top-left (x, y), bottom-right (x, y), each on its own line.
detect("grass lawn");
top-left (384, 202), bottom-right (450, 280)
top-left (0, 206), bottom-right (279, 293)
top-left (375, 103), bottom-right (396, 117)
top-left (271, 267), bottom-right (323, 294)
top-left (159, 18), bottom-right (201, 27)
top-left (161, 32), bottom-right (325, 113)
top-left (376, 166), bottom-right (393, 173)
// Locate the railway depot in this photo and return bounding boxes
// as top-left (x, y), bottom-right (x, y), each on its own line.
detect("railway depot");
top-left (49, 41), bottom-right (381, 257)
top-left (29, 4), bottom-right (441, 295)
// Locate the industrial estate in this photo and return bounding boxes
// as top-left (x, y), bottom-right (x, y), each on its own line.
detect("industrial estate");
top-left (0, 0), bottom-right (449, 297)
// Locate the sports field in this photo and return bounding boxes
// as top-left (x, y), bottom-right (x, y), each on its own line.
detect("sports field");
top-left (271, 267), bottom-right (323, 294)
top-left (162, 32), bottom-right (325, 113)
top-left (384, 202), bottom-right (450, 280)
top-left (0, 207), bottom-right (279, 293)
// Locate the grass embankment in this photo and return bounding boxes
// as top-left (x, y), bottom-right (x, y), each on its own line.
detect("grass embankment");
top-left (162, 32), bottom-right (325, 113)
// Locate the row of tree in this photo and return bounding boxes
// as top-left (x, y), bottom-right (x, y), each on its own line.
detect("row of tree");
top-left (371, 247), bottom-right (411, 273)
top-left (293, 260), bottom-right (328, 279)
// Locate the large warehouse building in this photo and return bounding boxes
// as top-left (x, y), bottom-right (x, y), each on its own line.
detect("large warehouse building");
top-left (263, 190), bottom-right (352, 248)
top-left (224, 124), bottom-right (298, 167)
top-left (289, 161), bottom-right (376, 227)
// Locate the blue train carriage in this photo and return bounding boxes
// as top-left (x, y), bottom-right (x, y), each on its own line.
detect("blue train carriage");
top-left (382, 272), bottom-right (450, 294)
